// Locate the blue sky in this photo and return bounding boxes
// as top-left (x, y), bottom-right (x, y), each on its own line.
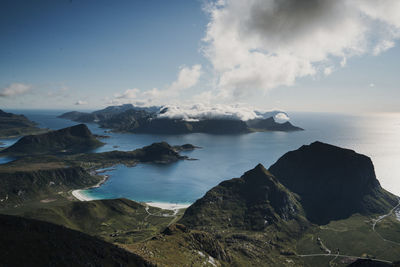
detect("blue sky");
top-left (1, 0), bottom-right (399, 113)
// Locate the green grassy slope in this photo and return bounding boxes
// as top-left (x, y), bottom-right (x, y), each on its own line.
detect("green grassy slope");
top-left (1, 124), bottom-right (103, 155)
top-left (0, 109), bottom-right (46, 138)
top-left (15, 198), bottom-right (179, 243)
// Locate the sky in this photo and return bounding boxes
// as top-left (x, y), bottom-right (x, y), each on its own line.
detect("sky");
top-left (1, 0), bottom-right (400, 113)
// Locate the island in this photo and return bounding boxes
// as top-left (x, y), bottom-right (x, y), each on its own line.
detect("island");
top-left (1, 123), bottom-right (103, 155)
top-left (0, 109), bottom-right (47, 138)
top-left (58, 104), bottom-right (303, 134)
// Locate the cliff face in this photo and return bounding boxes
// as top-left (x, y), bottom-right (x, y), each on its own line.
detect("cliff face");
top-left (2, 124), bottom-right (103, 155)
top-left (180, 164), bottom-right (304, 231)
top-left (269, 141), bottom-right (398, 225)
top-left (0, 166), bottom-right (98, 207)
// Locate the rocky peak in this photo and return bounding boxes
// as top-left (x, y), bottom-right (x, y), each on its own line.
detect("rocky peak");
top-left (269, 141), bottom-right (397, 224)
top-left (180, 164), bottom-right (303, 231)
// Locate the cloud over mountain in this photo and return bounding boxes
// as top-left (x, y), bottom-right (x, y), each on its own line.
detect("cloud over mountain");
top-left (157, 103), bottom-right (289, 122)
top-left (203, 0), bottom-right (400, 99)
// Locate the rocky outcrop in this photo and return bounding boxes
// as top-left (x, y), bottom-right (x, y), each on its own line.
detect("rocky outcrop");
top-left (269, 141), bottom-right (398, 224)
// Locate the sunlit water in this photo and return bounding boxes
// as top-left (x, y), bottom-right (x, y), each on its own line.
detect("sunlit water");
top-left (1, 109), bottom-right (400, 204)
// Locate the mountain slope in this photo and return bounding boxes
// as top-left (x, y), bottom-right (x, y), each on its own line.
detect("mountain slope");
top-left (0, 214), bottom-right (153, 267)
top-left (269, 141), bottom-right (398, 224)
top-left (0, 165), bottom-right (98, 208)
top-left (13, 198), bottom-right (177, 243)
top-left (0, 109), bottom-right (45, 138)
top-left (1, 124), bottom-right (103, 155)
top-left (180, 164), bottom-right (305, 231)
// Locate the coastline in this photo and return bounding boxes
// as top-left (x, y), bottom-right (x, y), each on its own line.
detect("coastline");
top-left (71, 174), bottom-right (109, 202)
top-left (72, 168), bottom-right (192, 210)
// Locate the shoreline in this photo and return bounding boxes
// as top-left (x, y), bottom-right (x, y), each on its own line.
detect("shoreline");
top-left (71, 173), bottom-right (110, 201)
top-left (72, 168), bottom-right (192, 210)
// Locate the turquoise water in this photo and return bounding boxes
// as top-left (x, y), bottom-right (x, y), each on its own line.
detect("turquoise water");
top-left (2, 110), bottom-right (400, 203)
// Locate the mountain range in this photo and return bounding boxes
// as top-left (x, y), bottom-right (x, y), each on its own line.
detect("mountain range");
top-left (58, 104), bottom-right (303, 134)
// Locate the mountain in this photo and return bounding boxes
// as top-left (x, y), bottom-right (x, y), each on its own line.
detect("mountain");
top-left (0, 214), bottom-right (153, 267)
top-left (0, 109), bottom-right (45, 138)
top-left (57, 111), bottom-right (90, 121)
top-left (246, 117), bottom-right (303, 131)
top-left (269, 141), bottom-right (398, 225)
top-left (58, 104), bottom-right (303, 134)
top-left (73, 141), bottom-right (192, 166)
top-left (0, 165), bottom-right (98, 208)
top-left (1, 124), bottom-right (103, 155)
top-left (58, 104), bottom-right (160, 123)
top-left (130, 144), bottom-right (400, 266)
top-left (131, 164), bottom-right (309, 266)
top-left (180, 164), bottom-right (306, 231)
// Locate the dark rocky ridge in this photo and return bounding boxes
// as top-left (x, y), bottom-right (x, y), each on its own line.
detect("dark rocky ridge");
top-left (180, 164), bottom-right (305, 231)
top-left (269, 141), bottom-right (398, 225)
top-left (0, 214), bottom-right (153, 267)
top-left (1, 124), bottom-right (103, 155)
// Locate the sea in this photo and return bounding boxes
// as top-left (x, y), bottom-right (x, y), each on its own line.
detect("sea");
top-left (1, 109), bottom-right (400, 205)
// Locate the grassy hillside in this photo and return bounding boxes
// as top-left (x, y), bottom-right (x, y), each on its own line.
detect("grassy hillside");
top-left (13, 198), bottom-right (180, 243)
top-left (1, 124), bottom-right (103, 155)
top-left (0, 109), bottom-right (46, 138)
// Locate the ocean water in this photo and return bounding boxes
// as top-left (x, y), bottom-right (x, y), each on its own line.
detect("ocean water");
top-left (1, 109), bottom-right (400, 204)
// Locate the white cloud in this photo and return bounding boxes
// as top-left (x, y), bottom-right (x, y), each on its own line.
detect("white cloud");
top-left (114, 88), bottom-right (140, 99)
top-left (157, 103), bottom-right (288, 122)
top-left (274, 112), bottom-right (290, 123)
top-left (324, 67), bottom-right (333, 76)
top-left (373, 40), bottom-right (395, 56)
top-left (75, 100), bottom-right (88, 105)
top-left (169, 64), bottom-right (202, 91)
top-left (202, 0), bottom-right (400, 99)
top-left (111, 64), bottom-right (202, 106)
top-left (0, 83), bottom-right (31, 97)
top-left (369, 83), bottom-right (375, 88)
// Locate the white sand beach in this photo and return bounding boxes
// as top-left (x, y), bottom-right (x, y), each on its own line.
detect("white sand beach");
top-left (71, 189), bottom-right (93, 201)
top-left (145, 202), bottom-right (190, 210)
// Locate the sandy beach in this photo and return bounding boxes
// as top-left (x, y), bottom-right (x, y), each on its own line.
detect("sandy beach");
top-left (145, 202), bottom-right (190, 210)
top-left (71, 170), bottom-right (191, 210)
top-left (71, 189), bottom-right (93, 201)
top-left (71, 173), bottom-right (110, 202)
